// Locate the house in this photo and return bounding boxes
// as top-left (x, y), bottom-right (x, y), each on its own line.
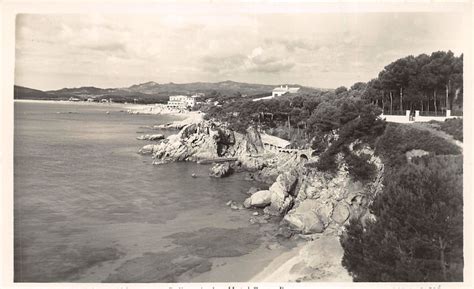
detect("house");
top-left (167, 95), bottom-right (196, 109)
top-left (272, 85), bottom-right (300, 97)
top-left (68, 97), bottom-right (80, 102)
top-left (253, 85), bottom-right (301, 101)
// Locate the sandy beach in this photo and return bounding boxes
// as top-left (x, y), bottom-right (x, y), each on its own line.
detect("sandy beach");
top-left (250, 235), bottom-right (352, 282)
top-left (14, 99), bottom-right (204, 127)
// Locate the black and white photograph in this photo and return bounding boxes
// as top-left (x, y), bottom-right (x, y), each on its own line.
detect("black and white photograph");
top-left (1, 0), bottom-right (472, 287)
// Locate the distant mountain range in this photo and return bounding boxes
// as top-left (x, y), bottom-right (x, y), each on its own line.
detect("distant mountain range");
top-left (14, 80), bottom-right (321, 104)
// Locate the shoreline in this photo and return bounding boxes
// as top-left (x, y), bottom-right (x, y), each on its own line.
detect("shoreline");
top-left (15, 98), bottom-right (203, 124)
top-left (249, 235), bottom-right (352, 282)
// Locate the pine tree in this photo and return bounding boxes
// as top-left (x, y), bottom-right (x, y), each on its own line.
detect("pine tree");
top-left (341, 155), bottom-right (463, 282)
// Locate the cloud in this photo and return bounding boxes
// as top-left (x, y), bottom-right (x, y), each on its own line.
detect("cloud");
top-left (201, 54), bottom-right (247, 74)
top-left (246, 49), bottom-right (295, 73)
top-left (14, 12), bottom-right (469, 90)
top-left (264, 38), bottom-right (320, 52)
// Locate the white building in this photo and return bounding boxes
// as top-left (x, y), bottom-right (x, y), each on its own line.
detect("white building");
top-left (272, 85), bottom-right (300, 97)
top-left (253, 85), bottom-right (301, 102)
top-left (167, 95), bottom-right (196, 109)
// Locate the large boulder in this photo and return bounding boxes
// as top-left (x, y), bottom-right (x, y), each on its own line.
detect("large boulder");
top-left (332, 202), bottom-right (350, 224)
top-left (209, 162), bottom-right (232, 178)
top-left (243, 190), bottom-right (272, 208)
top-left (266, 171), bottom-right (298, 215)
top-left (284, 210), bottom-right (325, 234)
top-left (283, 199), bottom-right (332, 234)
top-left (245, 126), bottom-right (264, 155)
top-left (272, 171), bottom-right (298, 195)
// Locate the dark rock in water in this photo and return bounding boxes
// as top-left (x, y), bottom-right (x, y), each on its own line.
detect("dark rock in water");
top-left (209, 162), bottom-right (233, 178)
top-left (165, 227), bottom-right (261, 258)
top-left (105, 250), bottom-right (212, 283)
top-left (136, 134), bottom-right (165, 141)
top-left (225, 200), bottom-right (242, 210)
top-left (138, 144), bottom-right (155, 155)
top-left (230, 203), bottom-right (243, 210)
top-left (249, 216), bottom-right (268, 225)
top-left (275, 226), bottom-right (295, 239)
top-left (247, 186), bottom-right (260, 195)
top-left (152, 159), bottom-right (170, 165)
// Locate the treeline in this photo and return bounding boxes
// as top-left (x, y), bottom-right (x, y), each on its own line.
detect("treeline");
top-left (362, 51), bottom-right (463, 115)
top-left (203, 85), bottom-right (368, 137)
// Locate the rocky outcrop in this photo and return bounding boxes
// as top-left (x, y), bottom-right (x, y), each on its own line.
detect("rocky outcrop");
top-left (264, 171), bottom-right (298, 216)
top-left (243, 143), bottom-right (384, 235)
top-left (283, 199), bottom-right (325, 234)
top-left (139, 119), bottom-right (384, 237)
top-left (141, 121), bottom-right (287, 175)
top-left (136, 134), bottom-right (165, 141)
top-left (138, 144), bottom-right (155, 155)
top-left (209, 162), bottom-right (233, 178)
top-left (280, 145), bottom-right (383, 235)
top-left (243, 190), bottom-right (272, 208)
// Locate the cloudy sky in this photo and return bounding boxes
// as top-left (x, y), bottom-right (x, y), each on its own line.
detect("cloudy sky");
top-left (15, 10), bottom-right (468, 90)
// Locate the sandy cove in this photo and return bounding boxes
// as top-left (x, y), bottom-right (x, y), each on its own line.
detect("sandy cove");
top-left (250, 234), bottom-right (351, 282)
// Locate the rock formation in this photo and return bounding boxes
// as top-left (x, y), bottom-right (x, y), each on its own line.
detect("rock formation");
top-left (140, 120), bottom-right (384, 236)
top-left (209, 162), bottom-right (233, 178)
top-left (136, 134), bottom-right (165, 141)
top-left (244, 143), bottom-right (384, 235)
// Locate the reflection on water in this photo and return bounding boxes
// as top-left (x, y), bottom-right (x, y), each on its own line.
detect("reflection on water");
top-left (14, 101), bottom-right (278, 282)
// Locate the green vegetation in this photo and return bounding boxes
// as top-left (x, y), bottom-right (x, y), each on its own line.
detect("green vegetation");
top-left (363, 51), bottom-right (463, 115)
top-left (431, 118), bottom-right (463, 142)
top-left (341, 155), bottom-right (463, 281)
top-left (375, 123), bottom-right (461, 180)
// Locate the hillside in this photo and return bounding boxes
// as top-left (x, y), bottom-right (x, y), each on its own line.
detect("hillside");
top-left (14, 81), bottom-right (320, 104)
top-left (14, 86), bottom-right (52, 100)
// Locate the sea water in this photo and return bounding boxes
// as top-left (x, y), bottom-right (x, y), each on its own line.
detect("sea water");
top-left (14, 101), bottom-right (287, 282)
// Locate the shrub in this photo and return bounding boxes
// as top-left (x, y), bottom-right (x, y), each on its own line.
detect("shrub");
top-left (438, 118), bottom-right (463, 141)
top-left (344, 152), bottom-right (377, 182)
top-left (375, 123), bottom-right (461, 173)
top-left (341, 155), bottom-right (463, 282)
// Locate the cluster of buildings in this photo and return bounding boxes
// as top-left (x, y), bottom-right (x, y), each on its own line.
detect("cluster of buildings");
top-left (166, 95), bottom-right (199, 110)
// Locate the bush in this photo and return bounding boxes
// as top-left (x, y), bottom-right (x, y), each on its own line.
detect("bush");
top-left (375, 123), bottom-right (461, 178)
top-left (344, 152), bottom-right (377, 182)
top-left (310, 99), bottom-right (385, 181)
top-left (341, 155), bottom-right (463, 281)
top-left (438, 118), bottom-right (463, 141)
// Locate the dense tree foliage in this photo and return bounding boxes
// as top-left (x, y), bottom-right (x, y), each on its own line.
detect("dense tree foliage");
top-left (341, 155), bottom-right (463, 282)
top-left (362, 51), bottom-right (463, 115)
top-left (308, 98), bottom-right (386, 180)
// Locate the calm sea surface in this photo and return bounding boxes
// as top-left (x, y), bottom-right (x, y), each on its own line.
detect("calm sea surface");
top-left (14, 101), bottom-right (285, 282)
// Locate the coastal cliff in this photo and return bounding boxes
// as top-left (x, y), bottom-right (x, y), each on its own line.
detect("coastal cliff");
top-left (139, 120), bottom-right (385, 281)
top-left (140, 120), bottom-right (384, 234)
